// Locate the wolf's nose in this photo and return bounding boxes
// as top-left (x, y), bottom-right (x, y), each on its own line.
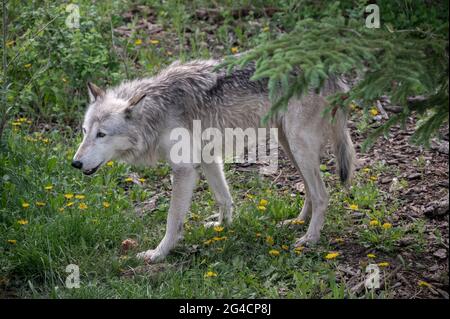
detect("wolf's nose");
top-left (71, 160), bottom-right (83, 169)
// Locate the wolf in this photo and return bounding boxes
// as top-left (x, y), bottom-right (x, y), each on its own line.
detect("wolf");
top-left (72, 59), bottom-right (355, 263)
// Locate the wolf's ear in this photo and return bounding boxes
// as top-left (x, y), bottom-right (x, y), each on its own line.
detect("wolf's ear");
top-left (124, 92), bottom-right (147, 118)
top-left (87, 82), bottom-right (105, 103)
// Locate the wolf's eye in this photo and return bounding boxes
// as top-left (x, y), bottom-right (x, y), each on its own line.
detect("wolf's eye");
top-left (96, 132), bottom-right (106, 138)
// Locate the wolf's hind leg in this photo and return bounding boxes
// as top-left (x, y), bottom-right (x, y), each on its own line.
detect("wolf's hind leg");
top-left (137, 166), bottom-right (198, 263)
top-left (291, 145), bottom-right (329, 246)
top-left (201, 161), bottom-right (233, 227)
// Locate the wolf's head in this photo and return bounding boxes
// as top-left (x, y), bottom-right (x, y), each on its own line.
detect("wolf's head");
top-left (72, 82), bottom-right (147, 175)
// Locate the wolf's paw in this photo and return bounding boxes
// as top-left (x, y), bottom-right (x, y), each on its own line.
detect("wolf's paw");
top-left (295, 233), bottom-right (320, 247)
top-left (277, 218), bottom-right (305, 228)
top-left (136, 249), bottom-right (163, 263)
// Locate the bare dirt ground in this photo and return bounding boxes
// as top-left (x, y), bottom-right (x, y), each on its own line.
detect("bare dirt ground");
top-left (350, 116), bottom-right (448, 298)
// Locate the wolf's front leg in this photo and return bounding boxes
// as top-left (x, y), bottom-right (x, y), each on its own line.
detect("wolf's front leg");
top-left (137, 166), bottom-right (198, 263)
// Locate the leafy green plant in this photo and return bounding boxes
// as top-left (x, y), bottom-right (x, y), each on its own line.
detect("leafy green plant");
top-left (1, 1), bottom-right (126, 129)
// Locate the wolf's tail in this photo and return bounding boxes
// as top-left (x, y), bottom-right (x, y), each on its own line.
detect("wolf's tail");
top-left (332, 106), bottom-right (356, 187)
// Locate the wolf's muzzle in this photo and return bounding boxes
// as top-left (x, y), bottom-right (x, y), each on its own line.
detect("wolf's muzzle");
top-left (81, 162), bottom-right (103, 175)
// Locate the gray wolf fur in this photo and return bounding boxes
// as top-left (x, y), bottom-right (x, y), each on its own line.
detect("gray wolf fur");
top-left (72, 59), bottom-right (356, 263)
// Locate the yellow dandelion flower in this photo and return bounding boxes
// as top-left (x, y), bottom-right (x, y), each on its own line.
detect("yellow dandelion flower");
top-left (74, 194), bottom-right (85, 200)
top-left (349, 204), bottom-right (359, 211)
top-left (44, 185), bottom-right (53, 191)
top-left (231, 47), bottom-right (239, 54)
top-left (36, 201), bottom-right (46, 207)
top-left (257, 205), bottom-right (267, 211)
top-left (269, 249), bottom-right (280, 256)
top-left (382, 222), bottom-right (392, 230)
top-left (281, 245), bottom-right (289, 251)
top-left (418, 280), bottom-right (432, 288)
top-left (290, 219), bottom-right (305, 225)
top-left (59, 207), bottom-right (65, 212)
top-left (325, 252), bottom-right (340, 260)
top-left (106, 161), bottom-right (114, 167)
top-left (134, 39), bottom-right (143, 45)
top-left (78, 203), bottom-right (88, 210)
top-left (18, 117), bottom-right (28, 123)
top-left (212, 236), bottom-right (227, 242)
top-left (262, 26), bottom-right (270, 32)
top-left (378, 262), bottom-right (390, 267)
top-left (7, 239), bottom-right (17, 244)
top-left (17, 219), bottom-right (28, 225)
top-left (66, 201), bottom-right (74, 207)
top-left (41, 138), bottom-right (49, 144)
top-left (22, 202), bottom-right (30, 209)
top-left (266, 236), bottom-right (274, 245)
top-left (246, 194), bottom-right (254, 199)
top-left (369, 220), bottom-right (380, 227)
top-left (204, 271), bottom-right (217, 278)
top-left (24, 63), bottom-right (32, 68)
top-left (367, 253), bottom-right (376, 258)
top-left (25, 136), bottom-right (37, 142)
top-left (64, 193), bottom-right (74, 199)
top-left (370, 176), bottom-right (378, 181)
top-left (259, 199), bottom-right (268, 206)
top-left (138, 178), bottom-right (146, 183)
top-left (213, 226), bottom-right (224, 233)
top-left (370, 108), bottom-right (378, 116)
top-left (149, 39), bottom-right (159, 44)
top-left (11, 121), bottom-right (21, 126)
top-left (203, 239), bottom-right (213, 245)
top-left (102, 202), bottom-right (110, 208)
top-left (362, 167), bottom-right (371, 173)
top-left (124, 177), bottom-right (133, 182)
top-left (294, 246), bottom-right (304, 255)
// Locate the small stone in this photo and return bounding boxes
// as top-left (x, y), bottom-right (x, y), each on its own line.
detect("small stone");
top-left (429, 265), bottom-right (440, 272)
top-left (438, 141), bottom-right (449, 155)
top-left (433, 248), bottom-right (447, 260)
top-left (373, 115), bottom-right (383, 121)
